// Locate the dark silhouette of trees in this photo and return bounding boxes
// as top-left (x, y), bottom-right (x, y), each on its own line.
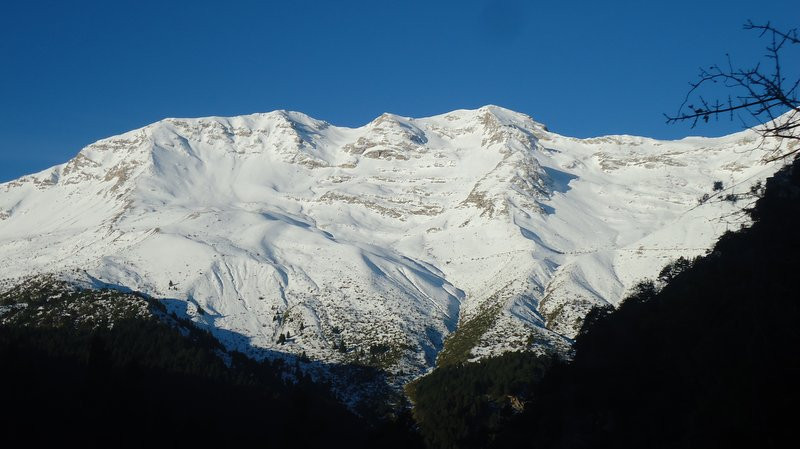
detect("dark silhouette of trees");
top-left (666, 21), bottom-right (799, 161)
top-left (0, 285), bottom-right (422, 447)
top-left (495, 158), bottom-right (800, 449)
top-left (408, 352), bottom-right (552, 449)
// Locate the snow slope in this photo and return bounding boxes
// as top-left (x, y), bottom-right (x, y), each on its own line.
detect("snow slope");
top-left (0, 106), bottom-right (784, 382)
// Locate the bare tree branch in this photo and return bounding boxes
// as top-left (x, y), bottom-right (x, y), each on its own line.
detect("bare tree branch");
top-left (665, 22), bottom-right (800, 161)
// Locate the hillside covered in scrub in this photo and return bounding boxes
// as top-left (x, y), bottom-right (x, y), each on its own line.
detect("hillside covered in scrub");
top-left (0, 280), bottom-right (419, 446)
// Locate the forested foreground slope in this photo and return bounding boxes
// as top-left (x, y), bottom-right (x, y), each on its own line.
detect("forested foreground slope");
top-left (493, 158), bottom-right (800, 448)
top-left (409, 158), bottom-right (799, 449)
top-left (0, 281), bottom-right (420, 447)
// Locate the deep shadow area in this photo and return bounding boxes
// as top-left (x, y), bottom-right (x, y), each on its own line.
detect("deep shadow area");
top-left (408, 351), bottom-right (553, 449)
top-left (494, 159), bottom-right (800, 448)
top-left (542, 166), bottom-right (578, 194)
top-left (0, 283), bottom-right (423, 447)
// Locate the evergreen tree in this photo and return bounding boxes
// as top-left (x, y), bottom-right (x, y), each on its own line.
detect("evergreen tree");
top-left (496, 159), bottom-right (800, 449)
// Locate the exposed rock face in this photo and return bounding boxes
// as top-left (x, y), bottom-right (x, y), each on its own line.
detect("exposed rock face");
top-left (0, 105), bottom-right (784, 386)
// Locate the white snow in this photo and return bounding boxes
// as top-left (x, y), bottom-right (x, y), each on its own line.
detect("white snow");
top-left (0, 105), bottom-right (786, 381)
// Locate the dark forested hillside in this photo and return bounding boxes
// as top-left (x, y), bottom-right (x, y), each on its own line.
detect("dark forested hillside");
top-left (0, 280), bottom-right (421, 447)
top-left (495, 158), bottom-right (800, 448)
top-left (409, 351), bottom-right (552, 449)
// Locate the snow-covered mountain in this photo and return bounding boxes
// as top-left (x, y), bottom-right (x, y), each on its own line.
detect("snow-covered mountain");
top-left (0, 106), bottom-right (783, 383)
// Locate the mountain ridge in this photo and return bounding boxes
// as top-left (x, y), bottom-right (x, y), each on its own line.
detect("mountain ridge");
top-left (0, 105), bottom-right (784, 387)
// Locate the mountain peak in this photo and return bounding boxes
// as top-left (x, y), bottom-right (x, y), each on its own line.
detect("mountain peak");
top-left (0, 106), bottom-right (782, 388)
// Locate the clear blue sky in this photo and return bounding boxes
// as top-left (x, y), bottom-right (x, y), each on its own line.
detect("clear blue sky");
top-left (1, 0), bottom-right (798, 182)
